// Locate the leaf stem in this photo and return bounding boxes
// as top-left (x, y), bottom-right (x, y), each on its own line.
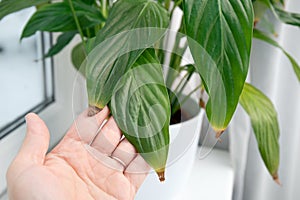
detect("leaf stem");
top-left (173, 71), bottom-right (189, 95)
top-left (170, 70), bottom-right (192, 106)
top-left (101, 0), bottom-right (108, 18)
top-left (165, 16), bottom-right (186, 88)
top-left (172, 84), bottom-right (202, 115)
top-left (68, 0), bottom-right (86, 48)
top-left (171, 70), bottom-right (194, 107)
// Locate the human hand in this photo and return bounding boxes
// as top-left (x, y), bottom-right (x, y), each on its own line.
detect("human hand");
top-left (6, 107), bottom-right (149, 200)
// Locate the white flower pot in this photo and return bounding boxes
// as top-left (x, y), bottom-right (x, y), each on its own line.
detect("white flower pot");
top-left (135, 97), bottom-right (204, 200)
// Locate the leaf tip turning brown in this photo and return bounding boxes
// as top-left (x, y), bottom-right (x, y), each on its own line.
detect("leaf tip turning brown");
top-left (273, 173), bottom-right (282, 186)
top-left (88, 105), bottom-right (102, 117)
top-left (215, 129), bottom-right (225, 139)
top-left (199, 98), bottom-right (206, 109)
top-left (157, 171), bottom-right (165, 182)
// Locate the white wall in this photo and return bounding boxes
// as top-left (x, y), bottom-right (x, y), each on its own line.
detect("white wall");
top-left (243, 0), bottom-right (300, 199)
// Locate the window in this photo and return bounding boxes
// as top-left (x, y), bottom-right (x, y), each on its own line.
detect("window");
top-left (0, 8), bottom-right (81, 198)
top-left (0, 8), bottom-right (54, 139)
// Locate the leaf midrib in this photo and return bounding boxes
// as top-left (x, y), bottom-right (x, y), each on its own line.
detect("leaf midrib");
top-left (217, 0), bottom-right (225, 68)
top-left (132, 1), bottom-right (152, 28)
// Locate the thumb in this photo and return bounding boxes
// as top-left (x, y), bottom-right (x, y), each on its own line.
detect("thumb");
top-left (16, 113), bottom-right (50, 165)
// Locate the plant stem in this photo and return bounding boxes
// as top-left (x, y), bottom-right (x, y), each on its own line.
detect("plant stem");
top-left (86, 28), bottom-right (91, 38)
top-left (165, 41), bottom-right (187, 88)
top-left (102, 0), bottom-right (108, 18)
top-left (156, 36), bottom-right (166, 65)
top-left (172, 84), bottom-right (202, 115)
top-left (173, 71), bottom-right (189, 95)
top-left (169, 71), bottom-right (188, 107)
top-left (68, 0), bottom-right (86, 48)
top-left (165, 16), bottom-right (186, 88)
top-left (171, 70), bottom-right (194, 106)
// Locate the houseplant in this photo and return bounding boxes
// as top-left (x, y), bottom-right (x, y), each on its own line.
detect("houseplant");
top-left (1, 0), bottom-right (300, 186)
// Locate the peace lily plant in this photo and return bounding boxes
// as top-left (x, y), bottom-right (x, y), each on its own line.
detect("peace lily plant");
top-left (1, 0), bottom-right (300, 183)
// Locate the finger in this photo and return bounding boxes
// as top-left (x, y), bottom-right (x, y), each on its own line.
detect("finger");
top-left (93, 106), bottom-right (110, 127)
top-left (125, 155), bottom-right (150, 191)
top-left (67, 106), bottom-right (110, 143)
top-left (111, 139), bottom-right (137, 167)
top-left (17, 113), bottom-right (50, 165)
top-left (91, 117), bottom-right (122, 155)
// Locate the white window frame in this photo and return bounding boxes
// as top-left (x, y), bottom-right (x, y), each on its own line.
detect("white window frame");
top-left (0, 33), bottom-right (84, 198)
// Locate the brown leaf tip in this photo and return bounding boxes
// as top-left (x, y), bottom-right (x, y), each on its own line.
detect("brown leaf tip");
top-left (88, 106), bottom-right (102, 117)
top-left (157, 171), bottom-right (165, 182)
top-left (199, 98), bottom-right (206, 109)
top-left (215, 130), bottom-right (225, 139)
top-left (273, 173), bottom-right (282, 186)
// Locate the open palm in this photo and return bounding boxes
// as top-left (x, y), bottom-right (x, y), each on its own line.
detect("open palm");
top-left (6, 107), bottom-right (149, 200)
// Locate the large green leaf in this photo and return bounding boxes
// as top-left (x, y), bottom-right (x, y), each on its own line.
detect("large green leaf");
top-left (87, 0), bottom-right (169, 108)
top-left (183, 0), bottom-right (254, 131)
top-left (239, 83), bottom-right (280, 180)
top-left (94, 0), bottom-right (169, 45)
top-left (253, 29), bottom-right (300, 82)
top-left (0, 0), bottom-right (48, 20)
top-left (110, 49), bottom-right (170, 181)
top-left (21, 1), bottom-right (105, 38)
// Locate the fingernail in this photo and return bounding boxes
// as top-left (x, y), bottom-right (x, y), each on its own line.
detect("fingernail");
top-left (25, 113), bottom-right (36, 123)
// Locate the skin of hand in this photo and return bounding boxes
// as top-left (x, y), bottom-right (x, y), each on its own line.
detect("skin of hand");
top-left (6, 107), bottom-right (150, 200)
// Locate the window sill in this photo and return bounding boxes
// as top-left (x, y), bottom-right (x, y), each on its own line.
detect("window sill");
top-left (179, 147), bottom-right (234, 200)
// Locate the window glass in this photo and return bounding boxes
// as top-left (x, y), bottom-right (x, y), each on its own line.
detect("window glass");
top-left (0, 8), bottom-right (54, 138)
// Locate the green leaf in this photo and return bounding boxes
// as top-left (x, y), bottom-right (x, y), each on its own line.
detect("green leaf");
top-left (22, 3), bottom-right (76, 38)
top-left (258, 0), bottom-right (300, 27)
top-left (21, 2), bottom-right (104, 38)
top-left (71, 42), bottom-right (86, 74)
top-left (94, 0), bottom-right (169, 46)
top-left (110, 49), bottom-right (170, 180)
top-left (253, 29), bottom-right (300, 81)
top-left (268, 0), bottom-right (285, 6)
top-left (273, 5), bottom-right (300, 27)
top-left (87, 0), bottom-right (169, 108)
top-left (45, 31), bottom-right (77, 58)
top-left (71, 38), bottom-right (95, 75)
top-left (64, 0), bottom-right (95, 5)
top-left (239, 83), bottom-right (280, 180)
top-left (0, 0), bottom-right (48, 20)
top-left (253, 0), bottom-right (269, 22)
top-left (71, 0), bottom-right (106, 24)
top-left (183, 0), bottom-right (254, 131)
top-left (259, 14), bottom-right (278, 36)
